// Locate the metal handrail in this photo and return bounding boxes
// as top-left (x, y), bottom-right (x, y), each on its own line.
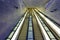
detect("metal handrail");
top-left (37, 14), bottom-right (57, 40)
top-left (6, 10), bottom-right (28, 40)
top-left (35, 9), bottom-right (60, 39)
top-left (33, 10), bottom-right (50, 40)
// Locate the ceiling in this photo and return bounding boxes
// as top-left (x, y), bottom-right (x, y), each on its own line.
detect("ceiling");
top-left (23, 0), bottom-right (50, 7)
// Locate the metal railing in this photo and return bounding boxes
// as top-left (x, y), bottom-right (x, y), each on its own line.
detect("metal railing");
top-left (37, 13), bottom-right (57, 40)
top-left (33, 10), bottom-right (50, 40)
top-left (6, 10), bottom-right (28, 40)
top-left (35, 9), bottom-right (60, 40)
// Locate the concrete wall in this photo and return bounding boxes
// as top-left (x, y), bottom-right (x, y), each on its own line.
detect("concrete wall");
top-left (44, 0), bottom-right (60, 25)
top-left (0, 0), bottom-right (26, 40)
top-left (23, 0), bottom-right (49, 7)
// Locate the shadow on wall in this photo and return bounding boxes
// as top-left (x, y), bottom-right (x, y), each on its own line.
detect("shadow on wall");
top-left (50, 8), bottom-right (58, 12)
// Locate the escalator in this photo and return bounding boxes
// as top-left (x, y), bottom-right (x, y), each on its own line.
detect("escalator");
top-left (6, 8), bottom-right (60, 40)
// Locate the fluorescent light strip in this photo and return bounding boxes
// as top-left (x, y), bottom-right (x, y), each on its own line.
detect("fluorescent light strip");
top-left (35, 9), bottom-right (60, 37)
top-left (11, 11), bottom-right (28, 40)
top-left (33, 10), bottom-right (50, 40)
